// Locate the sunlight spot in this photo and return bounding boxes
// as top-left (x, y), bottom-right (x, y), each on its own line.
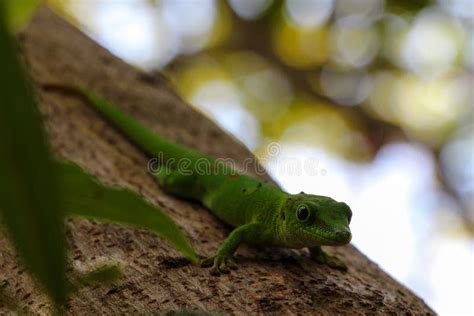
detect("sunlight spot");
top-left (228, 0), bottom-right (272, 20)
top-left (85, 1), bottom-right (176, 68)
top-left (161, 0), bottom-right (216, 54)
top-left (320, 67), bottom-right (372, 105)
top-left (191, 80), bottom-right (260, 150)
top-left (272, 18), bottom-right (330, 68)
top-left (440, 125), bottom-right (474, 220)
top-left (334, 0), bottom-right (384, 21)
top-left (392, 74), bottom-right (471, 145)
top-left (285, 0), bottom-right (334, 27)
top-left (331, 17), bottom-right (379, 67)
top-left (401, 9), bottom-right (465, 77)
top-left (438, 0), bottom-right (474, 20)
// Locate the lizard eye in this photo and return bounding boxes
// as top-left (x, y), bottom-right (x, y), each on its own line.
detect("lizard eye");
top-left (296, 205), bottom-right (310, 222)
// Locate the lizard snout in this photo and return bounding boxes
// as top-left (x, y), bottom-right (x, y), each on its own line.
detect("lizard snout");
top-left (334, 228), bottom-right (352, 244)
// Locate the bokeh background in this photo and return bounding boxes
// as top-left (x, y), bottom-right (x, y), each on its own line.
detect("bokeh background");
top-left (46, 0), bottom-right (473, 314)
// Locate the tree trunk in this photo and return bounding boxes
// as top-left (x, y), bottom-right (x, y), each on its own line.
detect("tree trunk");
top-left (0, 7), bottom-right (434, 315)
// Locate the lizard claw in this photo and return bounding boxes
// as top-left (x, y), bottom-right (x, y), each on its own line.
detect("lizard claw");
top-left (200, 255), bottom-right (237, 275)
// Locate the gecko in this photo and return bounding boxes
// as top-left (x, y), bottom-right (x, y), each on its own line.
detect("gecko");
top-left (42, 83), bottom-right (352, 275)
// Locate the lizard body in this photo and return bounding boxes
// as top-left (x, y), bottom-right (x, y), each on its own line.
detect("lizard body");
top-left (43, 84), bottom-right (352, 274)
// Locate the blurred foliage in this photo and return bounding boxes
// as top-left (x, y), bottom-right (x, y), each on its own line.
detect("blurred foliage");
top-left (272, 16), bottom-right (330, 68)
top-left (57, 161), bottom-right (199, 263)
top-left (0, 2), bottom-right (67, 308)
top-left (4, 0), bottom-right (41, 32)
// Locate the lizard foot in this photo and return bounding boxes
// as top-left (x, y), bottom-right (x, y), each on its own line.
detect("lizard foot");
top-left (200, 255), bottom-right (237, 276)
top-left (310, 249), bottom-right (347, 271)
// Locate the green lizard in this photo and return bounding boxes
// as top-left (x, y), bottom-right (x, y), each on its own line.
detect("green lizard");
top-left (43, 84), bottom-right (352, 275)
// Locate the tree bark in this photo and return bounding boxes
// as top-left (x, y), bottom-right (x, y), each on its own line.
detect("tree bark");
top-left (0, 7), bottom-right (434, 315)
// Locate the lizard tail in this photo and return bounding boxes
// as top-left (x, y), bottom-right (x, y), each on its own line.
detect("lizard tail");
top-left (41, 83), bottom-right (207, 165)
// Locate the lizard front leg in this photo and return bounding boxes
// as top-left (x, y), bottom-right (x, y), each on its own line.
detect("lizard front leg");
top-left (309, 246), bottom-right (347, 271)
top-left (201, 222), bottom-right (263, 275)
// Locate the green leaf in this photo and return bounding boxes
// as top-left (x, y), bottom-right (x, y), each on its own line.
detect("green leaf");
top-left (0, 2), bottom-right (67, 308)
top-left (67, 262), bottom-right (124, 294)
top-left (4, 0), bottom-right (41, 33)
top-left (56, 161), bottom-right (199, 263)
top-left (58, 261), bottom-right (125, 299)
top-left (75, 264), bottom-right (124, 286)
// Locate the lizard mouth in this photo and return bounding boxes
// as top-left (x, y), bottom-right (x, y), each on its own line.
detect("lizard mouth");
top-left (307, 228), bottom-right (352, 246)
top-left (281, 225), bottom-right (351, 248)
top-left (320, 230), bottom-right (351, 245)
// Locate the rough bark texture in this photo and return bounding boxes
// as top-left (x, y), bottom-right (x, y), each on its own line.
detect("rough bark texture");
top-left (0, 7), bottom-right (434, 315)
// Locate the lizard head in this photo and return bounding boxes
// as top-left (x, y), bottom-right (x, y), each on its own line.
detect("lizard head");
top-left (278, 193), bottom-right (352, 248)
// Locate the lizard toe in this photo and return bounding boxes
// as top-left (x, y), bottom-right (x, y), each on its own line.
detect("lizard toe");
top-left (200, 257), bottom-right (214, 268)
top-left (218, 262), bottom-right (230, 274)
top-left (203, 255), bottom-right (236, 275)
top-left (209, 264), bottom-right (221, 276)
top-left (227, 258), bottom-right (238, 270)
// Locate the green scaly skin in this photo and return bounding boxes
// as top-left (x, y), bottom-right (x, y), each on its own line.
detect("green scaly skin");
top-left (43, 84), bottom-right (353, 275)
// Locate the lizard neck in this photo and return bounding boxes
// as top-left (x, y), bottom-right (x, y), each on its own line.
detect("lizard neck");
top-left (271, 193), bottom-right (293, 247)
